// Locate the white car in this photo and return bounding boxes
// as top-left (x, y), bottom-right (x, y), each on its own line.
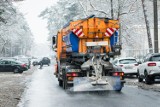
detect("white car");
top-left (137, 53), bottom-right (160, 84)
top-left (113, 57), bottom-right (139, 76)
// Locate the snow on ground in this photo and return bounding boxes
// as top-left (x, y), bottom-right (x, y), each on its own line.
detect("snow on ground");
top-left (0, 67), bottom-right (36, 107)
top-left (17, 65), bottom-right (57, 107)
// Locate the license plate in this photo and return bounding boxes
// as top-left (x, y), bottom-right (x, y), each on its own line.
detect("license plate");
top-left (125, 67), bottom-right (132, 69)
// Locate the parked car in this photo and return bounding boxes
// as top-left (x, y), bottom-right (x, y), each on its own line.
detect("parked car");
top-left (113, 57), bottom-right (139, 76)
top-left (0, 57), bottom-right (17, 61)
top-left (32, 58), bottom-right (41, 66)
top-left (39, 57), bottom-right (50, 66)
top-left (137, 53), bottom-right (160, 84)
top-left (0, 59), bottom-right (28, 73)
top-left (14, 57), bottom-right (31, 69)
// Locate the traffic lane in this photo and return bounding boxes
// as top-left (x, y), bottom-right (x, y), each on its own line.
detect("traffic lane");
top-left (51, 86), bottom-right (160, 107)
top-left (18, 66), bottom-right (160, 107)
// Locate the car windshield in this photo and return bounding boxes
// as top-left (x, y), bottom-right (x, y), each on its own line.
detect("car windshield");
top-left (119, 59), bottom-right (137, 64)
top-left (151, 55), bottom-right (160, 61)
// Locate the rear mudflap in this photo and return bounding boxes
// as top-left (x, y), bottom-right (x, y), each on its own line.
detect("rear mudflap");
top-left (72, 76), bottom-right (123, 92)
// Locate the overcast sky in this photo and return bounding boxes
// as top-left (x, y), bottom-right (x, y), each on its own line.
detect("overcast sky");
top-left (14, 0), bottom-right (58, 44)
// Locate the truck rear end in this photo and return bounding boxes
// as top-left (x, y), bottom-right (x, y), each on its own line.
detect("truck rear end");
top-left (53, 15), bottom-right (125, 92)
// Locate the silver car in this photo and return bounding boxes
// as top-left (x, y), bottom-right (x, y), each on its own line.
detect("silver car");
top-left (113, 57), bottom-right (139, 76)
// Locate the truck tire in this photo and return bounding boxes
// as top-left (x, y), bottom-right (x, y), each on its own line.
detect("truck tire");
top-left (59, 80), bottom-right (63, 87)
top-left (62, 69), bottom-right (68, 90)
top-left (63, 78), bottom-right (67, 89)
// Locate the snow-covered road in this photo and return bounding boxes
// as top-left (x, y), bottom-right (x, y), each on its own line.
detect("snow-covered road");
top-left (17, 65), bottom-right (160, 107)
top-left (17, 65), bottom-right (66, 107)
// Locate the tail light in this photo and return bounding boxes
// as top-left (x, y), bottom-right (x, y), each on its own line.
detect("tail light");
top-left (113, 72), bottom-right (124, 76)
top-left (148, 63), bottom-right (156, 66)
top-left (113, 72), bottom-right (119, 76)
top-left (21, 64), bottom-right (26, 67)
top-left (135, 64), bottom-right (139, 66)
top-left (66, 72), bottom-right (78, 77)
top-left (72, 73), bottom-right (78, 77)
top-left (119, 65), bottom-right (123, 67)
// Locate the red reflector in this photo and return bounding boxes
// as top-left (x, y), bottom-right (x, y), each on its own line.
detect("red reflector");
top-left (121, 72), bottom-right (124, 76)
top-left (68, 77), bottom-right (74, 81)
top-left (148, 63), bottom-right (156, 66)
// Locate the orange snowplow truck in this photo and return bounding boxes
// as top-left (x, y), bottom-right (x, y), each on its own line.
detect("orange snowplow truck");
top-left (52, 15), bottom-right (125, 92)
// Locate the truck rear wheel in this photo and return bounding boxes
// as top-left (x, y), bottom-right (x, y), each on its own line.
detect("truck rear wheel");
top-left (62, 69), bottom-right (68, 90)
top-left (59, 80), bottom-right (63, 87)
top-left (63, 79), bottom-right (68, 89)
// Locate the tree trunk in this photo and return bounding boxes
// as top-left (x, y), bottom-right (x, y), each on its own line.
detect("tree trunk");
top-left (141, 0), bottom-right (153, 53)
top-left (110, 0), bottom-right (114, 19)
top-left (117, 0), bottom-right (122, 44)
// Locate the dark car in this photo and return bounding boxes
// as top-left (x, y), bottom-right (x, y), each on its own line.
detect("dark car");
top-left (15, 57), bottom-right (31, 69)
top-left (0, 59), bottom-right (28, 73)
top-left (39, 57), bottom-right (50, 66)
top-left (32, 60), bottom-right (39, 66)
top-left (32, 58), bottom-right (41, 66)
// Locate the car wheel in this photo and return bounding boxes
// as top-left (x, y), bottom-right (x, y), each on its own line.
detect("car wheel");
top-left (13, 68), bottom-right (19, 73)
top-left (136, 73), bottom-right (139, 78)
top-left (19, 71), bottom-right (23, 73)
top-left (137, 70), bottom-right (143, 82)
top-left (144, 71), bottom-right (151, 84)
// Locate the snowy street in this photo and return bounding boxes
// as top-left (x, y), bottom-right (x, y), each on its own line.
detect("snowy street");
top-left (16, 65), bottom-right (160, 107)
top-left (1, 0), bottom-right (160, 107)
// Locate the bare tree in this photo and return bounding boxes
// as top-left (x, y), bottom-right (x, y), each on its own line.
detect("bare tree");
top-left (141, 0), bottom-right (153, 53)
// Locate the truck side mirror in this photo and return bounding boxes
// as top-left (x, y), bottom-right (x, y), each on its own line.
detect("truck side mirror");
top-left (54, 48), bottom-right (57, 52)
top-left (112, 45), bottom-right (122, 55)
